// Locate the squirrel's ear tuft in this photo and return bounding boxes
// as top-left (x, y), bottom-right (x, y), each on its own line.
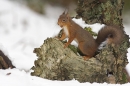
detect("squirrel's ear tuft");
top-left (62, 8), bottom-right (69, 15)
top-left (65, 9), bottom-right (69, 17)
top-left (62, 10), bottom-right (66, 15)
top-left (66, 12), bottom-right (69, 18)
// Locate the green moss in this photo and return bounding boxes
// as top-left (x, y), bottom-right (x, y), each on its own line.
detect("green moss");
top-left (68, 45), bottom-right (78, 55)
top-left (60, 40), bottom-right (79, 55)
top-left (121, 73), bottom-right (128, 83)
top-left (84, 27), bottom-right (97, 36)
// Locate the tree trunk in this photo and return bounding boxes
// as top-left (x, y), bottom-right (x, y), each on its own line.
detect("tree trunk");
top-left (31, 0), bottom-right (129, 84)
top-left (76, 0), bottom-right (124, 27)
top-left (0, 50), bottom-right (15, 69)
top-left (76, 0), bottom-right (130, 83)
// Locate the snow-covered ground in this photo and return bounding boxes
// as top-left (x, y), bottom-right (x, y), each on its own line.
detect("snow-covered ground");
top-left (0, 0), bottom-right (129, 86)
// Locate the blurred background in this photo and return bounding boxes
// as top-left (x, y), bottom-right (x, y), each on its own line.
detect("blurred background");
top-left (16, 0), bottom-right (130, 23)
top-left (17, 0), bottom-right (77, 14)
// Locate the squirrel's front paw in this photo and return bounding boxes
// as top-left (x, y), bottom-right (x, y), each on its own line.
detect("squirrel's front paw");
top-left (64, 43), bottom-right (69, 48)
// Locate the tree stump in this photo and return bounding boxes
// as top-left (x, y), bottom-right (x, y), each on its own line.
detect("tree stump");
top-left (31, 37), bottom-right (129, 83)
top-left (31, 0), bottom-right (129, 84)
top-left (0, 50), bottom-right (15, 69)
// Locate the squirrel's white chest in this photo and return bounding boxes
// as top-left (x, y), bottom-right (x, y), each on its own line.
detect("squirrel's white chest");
top-left (63, 26), bottom-right (69, 36)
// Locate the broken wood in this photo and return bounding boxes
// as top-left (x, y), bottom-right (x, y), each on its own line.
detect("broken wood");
top-left (0, 50), bottom-right (15, 69)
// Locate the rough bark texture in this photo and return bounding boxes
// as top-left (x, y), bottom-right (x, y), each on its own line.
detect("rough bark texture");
top-left (76, 0), bottom-right (124, 27)
top-left (0, 50), bottom-right (15, 69)
top-left (31, 0), bottom-right (129, 84)
top-left (31, 37), bottom-right (129, 83)
top-left (75, 0), bottom-right (129, 83)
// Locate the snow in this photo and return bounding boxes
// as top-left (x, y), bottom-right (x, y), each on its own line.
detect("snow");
top-left (0, 69), bottom-right (121, 86)
top-left (0, 0), bottom-right (130, 86)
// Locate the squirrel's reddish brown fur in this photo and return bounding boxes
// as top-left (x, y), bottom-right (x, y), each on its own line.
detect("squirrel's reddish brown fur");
top-left (57, 11), bottom-right (124, 60)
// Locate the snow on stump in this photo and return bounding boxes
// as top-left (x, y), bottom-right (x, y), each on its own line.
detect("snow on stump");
top-left (31, 38), bottom-right (129, 83)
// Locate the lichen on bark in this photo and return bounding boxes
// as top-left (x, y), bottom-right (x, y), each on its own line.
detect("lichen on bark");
top-left (76, 0), bottom-right (124, 26)
top-left (76, 0), bottom-right (129, 83)
top-left (31, 37), bottom-right (128, 83)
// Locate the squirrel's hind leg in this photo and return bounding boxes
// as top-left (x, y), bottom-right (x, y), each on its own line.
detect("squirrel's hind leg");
top-left (83, 56), bottom-right (91, 60)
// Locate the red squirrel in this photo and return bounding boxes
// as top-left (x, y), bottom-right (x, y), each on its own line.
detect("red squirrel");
top-left (57, 11), bottom-right (124, 60)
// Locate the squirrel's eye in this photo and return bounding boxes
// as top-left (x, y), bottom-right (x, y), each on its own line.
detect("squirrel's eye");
top-left (62, 19), bottom-right (66, 22)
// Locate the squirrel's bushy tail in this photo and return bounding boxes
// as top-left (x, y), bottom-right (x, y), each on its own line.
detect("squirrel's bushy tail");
top-left (96, 26), bottom-right (124, 46)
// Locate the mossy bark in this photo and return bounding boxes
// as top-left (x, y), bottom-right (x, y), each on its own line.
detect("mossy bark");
top-left (75, 0), bottom-right (129, 83)
top-left (31, 37), bottom-right (129, 83)
top-left (76, 0), bottom-right (124, 27)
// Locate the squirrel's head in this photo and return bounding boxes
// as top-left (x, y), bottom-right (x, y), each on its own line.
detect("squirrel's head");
top-left (57, 10), bottom-right (70, 28)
